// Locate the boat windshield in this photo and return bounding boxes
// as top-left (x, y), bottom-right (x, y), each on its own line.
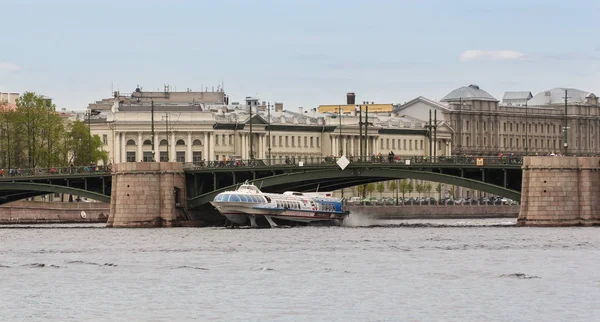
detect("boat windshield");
top-left (214, 193), bottom-right (265, 203)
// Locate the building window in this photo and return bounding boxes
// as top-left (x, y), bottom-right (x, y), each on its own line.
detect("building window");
top-left (102, 134), bottom-right (108, 145)
top-left (143, 151), bottom-right (153, 162)
top-left (392, 139), bottom-right (396, 150)
top-left (484, 122), bottom-right (487, 131)
top-left (541, 124), bottom-right (544, 134)
top-left (310, 137), bottom-right (314, 147)
top-left (279, 136), bottom-right (282, 147)
top-left (298, 136), bottom-right (301, 147)
top-left (503, 123), bottom-right (506, 132)
top-left (510, 123), bottom-right (513, 131)
top-left (466, 120), bottom-right (469, 130)
top-left (403, 139), bottom-right (407, 150)
top-left (522, 123), bottom-right (525, 132)
top-left (127, 139), bottom-right (136, 146)
top-left (420, 140), bottom-right (423, 150)
top-left (484, 137), bottom-right (487, 146)
top-left (222, 134), bottom-right (226, 145)
top-left (510, 138), bottom-right (513, 147)
top-left (160, 139), bottom-right (168, 146)
top-left (285, 136), bottom-right (289, 147)
top-left (409, 140), bottom-right (412, 150)
top-left (193, 152), bottom-right (202, 162)
top-left (316, 137), bottom-right (320, 147)
top-left (554, 139), bottom-right (556, 149)
top-left (292, 136), bottom-right (295, 147)
top-left (176, 152), bottom-right (185, 162)
top-left (126, 152), bottom-right (136, 162)
top-left (215, 135), bottom-right (219, 145)
top-left (160, 152), bottom-right (168, 162)
top-left (304, 137), bottom-right (307, 147)
top-left (380, 139), bottom-right (383, 149)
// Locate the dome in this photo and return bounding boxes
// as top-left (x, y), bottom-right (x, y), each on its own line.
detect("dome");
top-left (440, 84), bottom-right (498, 102)
top-left (527, 88), bottom-right (593, 106)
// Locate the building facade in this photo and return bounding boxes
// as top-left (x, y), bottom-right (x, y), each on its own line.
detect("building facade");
top-left (88, 88), bottom-right (453, 166)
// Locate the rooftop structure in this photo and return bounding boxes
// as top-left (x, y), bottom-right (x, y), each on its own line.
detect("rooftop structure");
top-left (527, 88), bottom-right (598, 106)
top-left (440, 84), bottom-right (498, 102)
top-left (502, 91), bottom-right (533, 106)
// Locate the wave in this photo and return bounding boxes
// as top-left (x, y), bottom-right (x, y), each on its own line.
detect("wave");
top-left (500, 273), bottom-right (541, 279)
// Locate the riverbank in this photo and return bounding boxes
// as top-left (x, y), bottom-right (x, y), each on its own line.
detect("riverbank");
top-left (0, 201), bottom-right (519, 225)
top-left (0, 201), bottom-right (109, 224)
top-left (346, 204), bottom-right (519, 219)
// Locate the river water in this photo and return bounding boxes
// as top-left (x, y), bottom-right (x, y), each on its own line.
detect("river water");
top-left (1, 218), bottom-right (599, 322)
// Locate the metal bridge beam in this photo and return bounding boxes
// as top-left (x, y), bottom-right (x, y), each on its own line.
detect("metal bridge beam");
top-left (0, 182), bottom-right (110, 205)
top-left (188, 168), bottom-right (521, 208)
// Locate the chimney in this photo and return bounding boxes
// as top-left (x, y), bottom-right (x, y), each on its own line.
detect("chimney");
top-left (275, 102), bottom-right (283, 113)
top-left (346, 92), bottom-right (356, 105)
top-left (298, 106), bottom-right (303, 114)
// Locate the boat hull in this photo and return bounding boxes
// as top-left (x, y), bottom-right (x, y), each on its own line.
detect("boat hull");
top-left (211, 201), bottom-right (346, 227)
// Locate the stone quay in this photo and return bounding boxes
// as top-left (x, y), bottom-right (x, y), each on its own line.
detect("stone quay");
top-left (518, 156), bottom-right (600, 226)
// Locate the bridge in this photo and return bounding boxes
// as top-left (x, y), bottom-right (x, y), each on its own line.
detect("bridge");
top-left (0, 156), bottom-right (522, 210)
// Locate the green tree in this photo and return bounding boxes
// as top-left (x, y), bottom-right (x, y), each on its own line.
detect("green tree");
top-left (356, 185), bottom-right (365, 197)
top-left (407, 181), bottom-right (414, 196)
top-left (415, 183), bottom-right (424, 198)
top-left (449, 186), bottom-right (455, 199)
top-left (366, 183), bottom-right (375, 196)
top-left (399, 179), bottom-right (409, 200)
top-left (69, 121), bottom-right (108, 166)
top-left (376, 182), bottom-right (385, 197)
top-left (425, 183), bottom-right (432, 198)
top-left (436, 183), bottom-right (442, 200)
top-left (389, 181), bottom-right (397, 195)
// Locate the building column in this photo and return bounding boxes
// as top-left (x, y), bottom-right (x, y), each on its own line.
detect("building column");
top-left (208, 132), bottom-right (215, 161)
top-left (203, 132), bottom-right (208, 161)
top-left (114, 132), bottom-right (120, 164)
top-left (153, 133), bottom-right (159, 162)
top-left (350, 136), bottom-right (354, 156)
top-left (120, 132), bottom-right (126, 163)
top-left (137, 132), bottom-right (142, 162)
top-left (186, 131), bottom-right (192, 162)
top-left (170, 131), bottom-right (176, 162)
top-left (242, 134), bottom-right (247, 159)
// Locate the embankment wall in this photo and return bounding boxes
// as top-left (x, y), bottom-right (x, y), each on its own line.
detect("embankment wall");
top-left (0, 201), bottom-right (110, 224)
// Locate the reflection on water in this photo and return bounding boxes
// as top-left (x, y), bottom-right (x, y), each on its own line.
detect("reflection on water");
top-left (1, 219), bottom-right (599, 321)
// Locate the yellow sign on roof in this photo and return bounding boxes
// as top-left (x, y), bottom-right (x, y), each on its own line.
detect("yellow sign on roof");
top-left (318, 104), bottom-right (393, 113)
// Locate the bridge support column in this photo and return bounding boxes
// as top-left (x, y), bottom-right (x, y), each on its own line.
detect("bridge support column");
top-left (518, 156), bottom-right (600, 226)
top-left (107, 162), bottom-right (187, 228)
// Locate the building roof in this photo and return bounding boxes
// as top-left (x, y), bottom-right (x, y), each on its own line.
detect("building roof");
top-left (440, 84), bottom-right (498, 102)
top-left (528, 88), bottom-right (594, 106)
top-left (502, 91), bottom-right (532, 101)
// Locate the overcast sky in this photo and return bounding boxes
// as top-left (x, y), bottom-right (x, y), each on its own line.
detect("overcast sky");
top-left (1, 0), bottom-right (599, 111)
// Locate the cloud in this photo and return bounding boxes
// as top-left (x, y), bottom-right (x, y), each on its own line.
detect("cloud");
top-left (0, 62), bottom-right (19, 72)
top-left (459, 50), bottom-right (525, 62)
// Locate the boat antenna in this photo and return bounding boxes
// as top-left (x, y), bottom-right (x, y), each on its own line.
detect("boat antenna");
top-left (316, 183), bottom-right (320, 192)
top-left (259, 180), bottom-right (264, 189)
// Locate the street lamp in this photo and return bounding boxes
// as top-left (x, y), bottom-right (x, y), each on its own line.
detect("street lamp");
top-left (87, 108), bottom-right (100, 163)
top-left (338, 106), bottom-right (343, 156)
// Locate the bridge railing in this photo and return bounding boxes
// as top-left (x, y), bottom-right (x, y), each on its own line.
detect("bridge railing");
top-left (182, 155), bottom-right (523, 170)
top-left (0, 165), bottom-right (112, 178)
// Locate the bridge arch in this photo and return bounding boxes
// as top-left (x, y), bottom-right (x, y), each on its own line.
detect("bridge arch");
top-left (189, 168), bottom-right (521, 208)
top-left (0, 182), bottom-right (110, 205)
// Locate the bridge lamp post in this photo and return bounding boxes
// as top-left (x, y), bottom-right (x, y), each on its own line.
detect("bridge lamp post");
top-left (338, 106), bottom-right (343, 156)
top-left (87, 109), bottom-right (100, 164)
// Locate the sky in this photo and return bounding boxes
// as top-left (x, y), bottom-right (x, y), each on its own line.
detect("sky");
top-left (1, 0), bottom-right (599, 111)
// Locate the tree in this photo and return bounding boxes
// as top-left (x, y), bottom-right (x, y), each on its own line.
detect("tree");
top-left (69, 121), bottom-right (108, 166)
top-left (366, 183), bottom-right (375, 196)
top-left (376, 182), bottom-right (385, 197)
top-left (415, 183), bottom-right (423, 198)
top-left (425, 183), bottom-right (432, 198)
top-left (389, 181), bottom-right (397, 194)
top-left (399, 179), bottom-right (409, 200)
top-left (436, 183), bottom-right (442, 200)
top-left (356, 185), bottom-right (365, 197)
top-left (449, 186), bottom-right (455, 199)
top-left (407, 181), bottom-right (414, 196)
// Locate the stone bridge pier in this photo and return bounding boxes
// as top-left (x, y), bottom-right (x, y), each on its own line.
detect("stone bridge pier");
top-left (518, 156), bottom-right (600, 226)
top-left (107, 162), bottom-right (187, 228)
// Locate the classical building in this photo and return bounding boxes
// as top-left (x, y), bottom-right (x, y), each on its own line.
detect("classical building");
top-left (396, 84), bottom-right (600, 156)
top-left (87, 88), bottom-right (453, 166)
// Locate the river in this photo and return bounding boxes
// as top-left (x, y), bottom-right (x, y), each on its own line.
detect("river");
top-left (1, 218), bottom-right (599, 321)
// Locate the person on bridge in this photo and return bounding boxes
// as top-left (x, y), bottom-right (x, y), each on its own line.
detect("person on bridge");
top-left (0, 169), bottom-right (4, 177)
